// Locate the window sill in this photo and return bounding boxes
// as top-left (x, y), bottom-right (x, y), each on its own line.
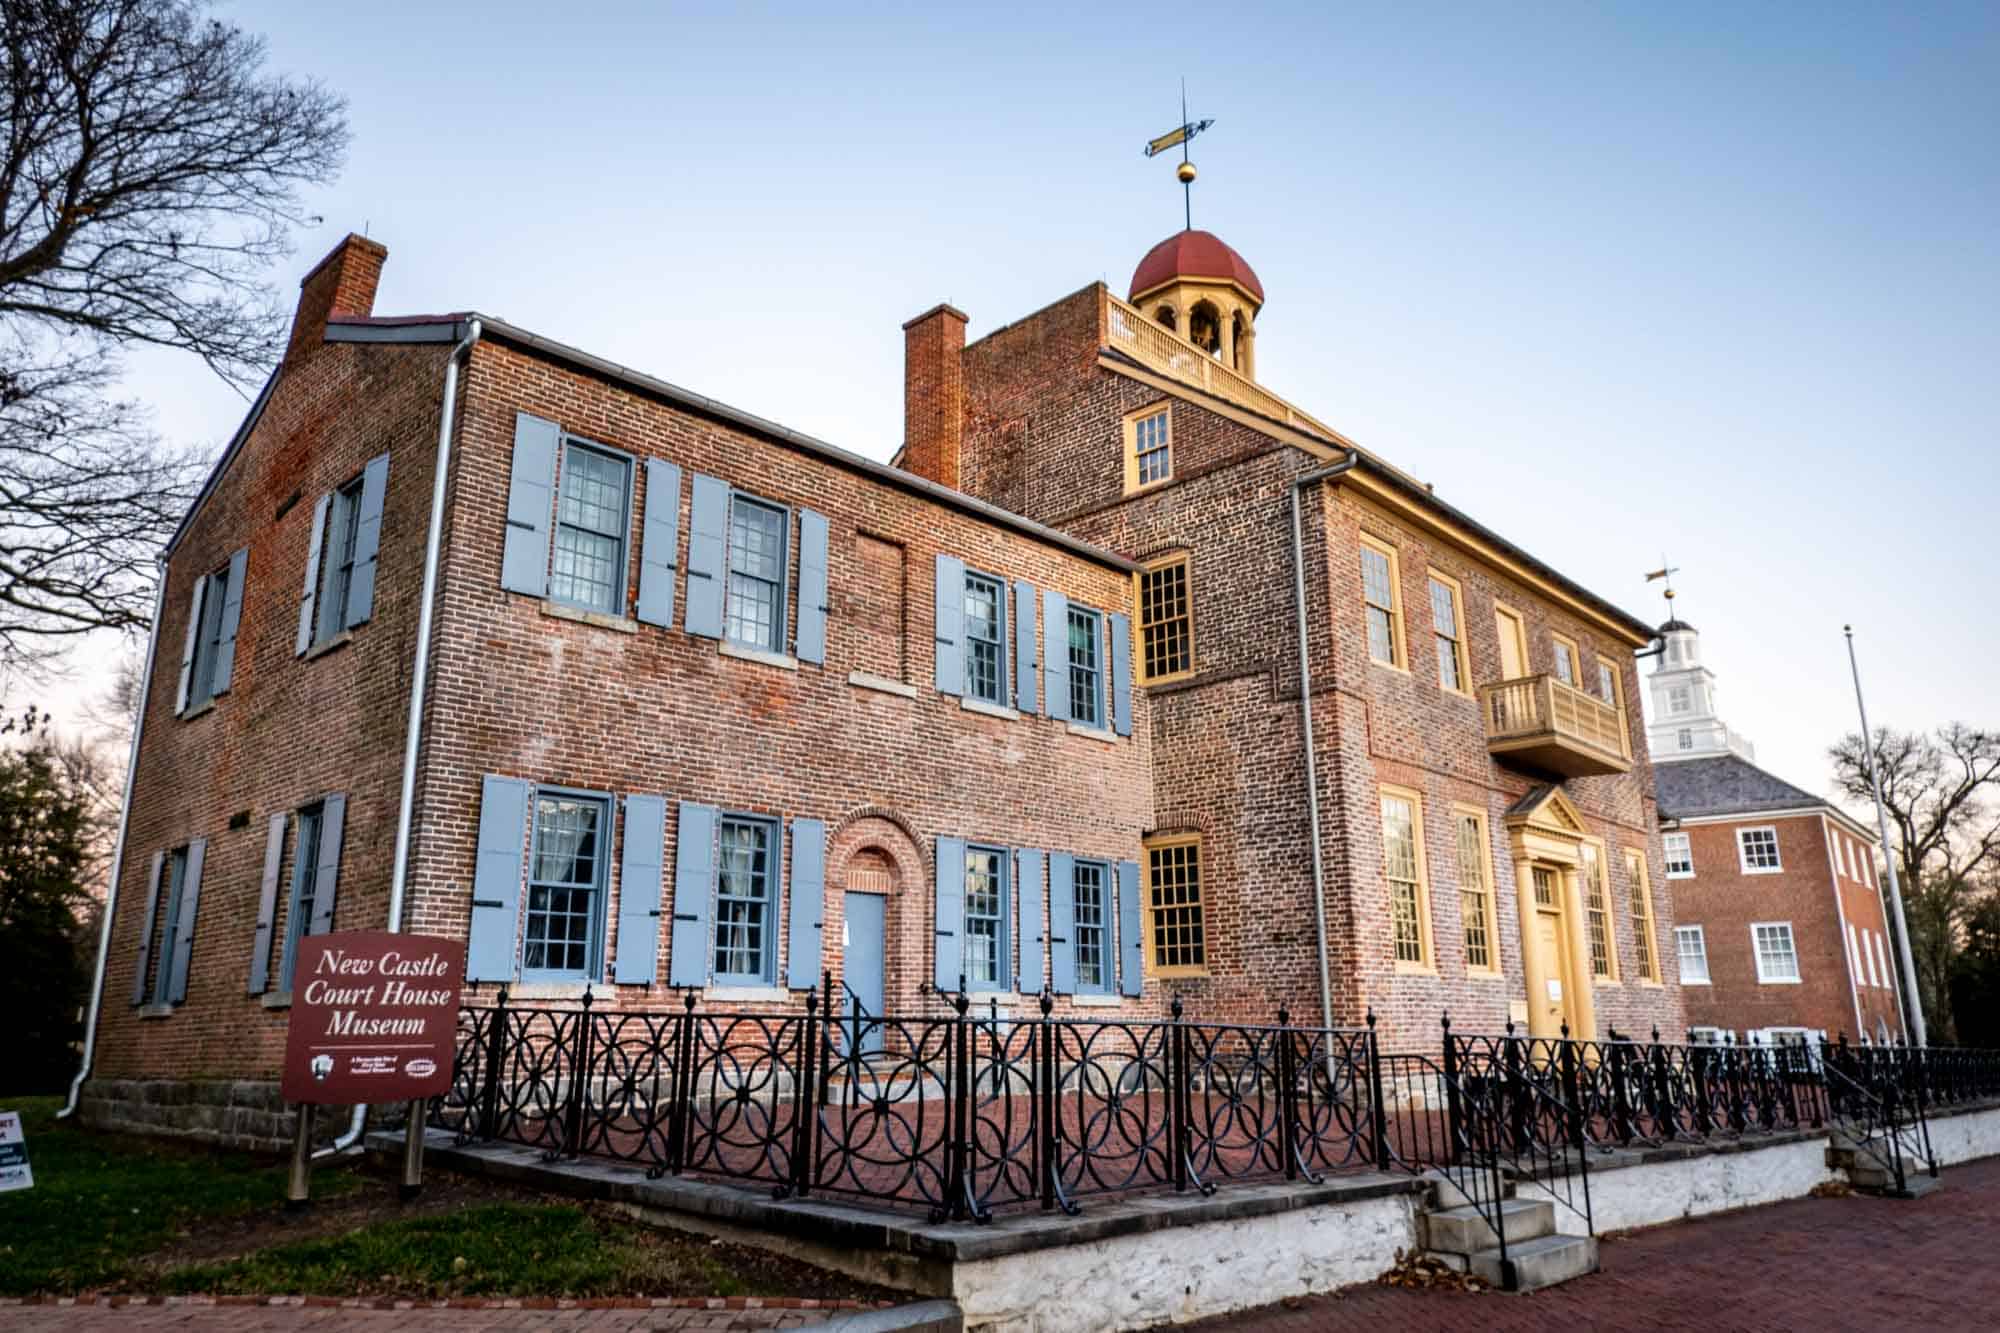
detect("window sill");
top-left (179, 699), bottom-right (216, 722)
top-left (260, 991), bottom-right (293, 1010)
top-left (1122, 477), bottom-right (1172, 500)
top-left (540, 600), bottom-right (637, 634)
top-left (1593, 978), bottom-right (1623, 989)
top-left (1069, 992), bottom-right (1125, 1007)
top-left (303, 630), bottom-right (354, 662)
top-left (719, 641), bottom-right (797, 671)
top-left (1755, 977), bottom-right (1803, 986)
top-left (1393, 962), bottom-right (1439, 977)
top-left (849, 671), bottom-right (917, 699)
top-left (1681, 978), bottom-right (1711, 986)
top-left (138, 1003), bottom-right (175, 1020)
top-left (509, 981), bottom-right (617, 1002)
top-left (961, 697), bottom-right (1020, 721)
top-left (1370, 660), bottom-right (1411, 676)
top-left (1666, 872), bottom-right (1695, 880)
top-left (961, 992), bottom-right (1028, 1009)
top-left (704, 985), bottom-right (790, 1005)
top-left (1065, 722), bottom-right (1118, 745)
top-left (1466, 969), bottom-right (1508, 982)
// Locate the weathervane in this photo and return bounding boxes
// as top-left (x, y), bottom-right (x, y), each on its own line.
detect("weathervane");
top-left (1144, 81), bottom-right (1214, 232)
top-left (1644, 559), bottom-right (1681, 619)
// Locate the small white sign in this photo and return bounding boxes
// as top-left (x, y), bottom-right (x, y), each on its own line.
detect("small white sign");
top-left (1545, 978), bottom-right (1563, 1002)
top-left (0, 1109), bottom-right (32, 1193)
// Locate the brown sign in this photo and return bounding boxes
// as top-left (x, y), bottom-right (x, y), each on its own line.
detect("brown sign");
top-left (281, 930), bottom-right (464, 1105)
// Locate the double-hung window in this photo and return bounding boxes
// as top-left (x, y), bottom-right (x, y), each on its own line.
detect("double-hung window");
top-left (1676, 925), bottom-right (1710, 984)
top-left (1551, 635), bottom-right (1579, 688)
top-left (522, 791), bottom-right (609, 980)
top-left (280, 805), bottom-right (326, 992)
top-left (1381, 790), bottom-right (1429, 967)
top-left (963, 844), bottom-right (1009, 990)
top-left (962, 570), bottom-right (1007, 703)
top-left (186, 566), bottom-right (232, 710)
top-left (152, 846), bottom-right (192, 1004)
top-left (1129, 406), bottom-right (1172, 487)
top-left (1626, 850), bottom-right (1659, 982)
top-left (725, 494), bottom-right (788, 652)
top-left (550, 440), bottom-right (632, 615)
top-left (1454, 809), bottom-right (1495, 972)
top-left (714, 815), bottom-right (778, 984)
top-left (1428, 573), bottom-right (1468, 694)
top-left (314, 477), bottom-right (364, 646)
top-left (1067, 604), bottom-right (1104, 728)
top-left (1753, 922), bottom-right (1800, 983)
top-left (1663, 832), bottom-right (1693, 877)
top-left (1136, 556), bottom-right (1193, 683)
top-left (1738, 826), bottom-right (1782, 873)
top-left (1072, 858), bottom-right (1112, 994)
top-left (1144, 835), bottom-right (1205, 974)
top-left (1359, 538), bottom-right (1404, 668)
top-left (1668, 685), bottom-right (1693, 715)
top-left (1581, 843), bottom-right (1614, 979)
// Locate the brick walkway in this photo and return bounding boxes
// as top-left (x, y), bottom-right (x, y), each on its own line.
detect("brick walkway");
top-left (1203, 1153), bottom-right (2000, 1332)
top-left (0, 1300), bottom-right (845, 1331)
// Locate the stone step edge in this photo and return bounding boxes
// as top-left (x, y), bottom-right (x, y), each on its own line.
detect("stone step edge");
top-left (0, 1295), bottom-right (888, 1311)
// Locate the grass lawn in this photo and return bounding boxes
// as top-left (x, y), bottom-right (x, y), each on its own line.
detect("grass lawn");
top-left (0, 1093), bottom-right (894, 1302)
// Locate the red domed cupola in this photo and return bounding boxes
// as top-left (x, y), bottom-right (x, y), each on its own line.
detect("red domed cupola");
top-left (1128, 229), bottom-right (1264, 307)
top-left (1127, 229), bottom-right (1264, 377)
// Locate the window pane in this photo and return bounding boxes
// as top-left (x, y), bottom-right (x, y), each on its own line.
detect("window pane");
top-left (1582, 845), bottom-right (1612, 977)
top-left (1755, 924), bottom-right (1799, 981)
top-left (1382, 795), bottom-right (1423, 964)
top-left (1740, 828), bottom-right (1780, 870)
top-left (1134, 410), bottom-right (1171, 484)
top-left (1073, 861), bottom-right (1107, 991)
top-left (963, 573), bottom-right (1004, 703)
top-left (551, 445), bottom-right (628, 613)
top-left (964, 848), bottom-right (1004, 988)
top-left (1148, 841), bottom-right (1204, 970)
top-left (725, 497), bottom-right (786, 651)
top-left (1366, 606), bottom-right (1395, 666)
top-left (1429, 578), bottom-right (1462, 692)
top-left (1598, 662), bottom-right (1617, 705)
top-left (1068, 607), bottom-right (1101, 726)
top-left (532, 797), bottom-right (601, 887)
top-left (551, 526), bottom-right (622, 611)
top-left (715, 818), bottom-right (772, 980)
top-left (1455, 814), bottom-right (1490, 970)
top-left (1553, 642), bottom-right (1576, 686)
top-left (1676, 927), bottom-right (1710, 984)
top-left (1139, 560), bottom-right (1191, 680)
top-left (526, 794), bottom-right (605, 979)
top-left (1663, 833), bottom-right (1693, 876)
top-left (1627, 854), bottom-right (1655, 978)
top-left (558, 445), bottom-right (628, 536)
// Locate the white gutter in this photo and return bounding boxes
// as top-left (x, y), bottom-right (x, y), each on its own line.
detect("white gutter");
top-left (1288, 452), bottom-right (1359, 1035)
top-left (317, 318), bottom-right (481, 1158)
top-left (59, 574), bottom-right (170, 1119)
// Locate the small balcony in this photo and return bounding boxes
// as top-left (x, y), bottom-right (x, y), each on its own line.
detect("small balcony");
top-left (1479, 674), bottom-right (1632, 779)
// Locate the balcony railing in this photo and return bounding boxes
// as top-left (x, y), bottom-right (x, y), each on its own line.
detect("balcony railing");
top-left (1479, 673), bottom-right (1631, 778)
top-left (1103, 294), bottom-right (1338, 440)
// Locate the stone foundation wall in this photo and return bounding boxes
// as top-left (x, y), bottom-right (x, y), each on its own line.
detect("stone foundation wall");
top-left (1924, 1100), bottom-right (2000, 1167)
top-left (77, 1078), bottom-right (394, 1153)
top-left (1585, 1134), bottom-right (1839, 1235)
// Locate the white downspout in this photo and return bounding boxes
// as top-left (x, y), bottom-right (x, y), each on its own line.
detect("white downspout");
top-left (317, 318), bottom-right (481, 1158)
top-left (1288, 452), bottom-right (1359, 1036)
top-left (58, 573), bottom-right (170, 1119)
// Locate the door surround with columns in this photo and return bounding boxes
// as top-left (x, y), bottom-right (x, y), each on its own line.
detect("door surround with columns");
top-left (1504, 786), bottom-right (1599, 1042)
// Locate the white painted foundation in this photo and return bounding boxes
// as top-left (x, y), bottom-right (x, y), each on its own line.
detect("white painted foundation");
top-left (951, 1192), bottom-right (1422, 1333)
top-left (1923, 1103), bottom-right (2000, 1166)
top-left (1585, 1138), bottom-right (1839, 1235)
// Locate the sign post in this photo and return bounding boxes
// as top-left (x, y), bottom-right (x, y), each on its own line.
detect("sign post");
top-left (281, 930), bottom-right (464, 1207)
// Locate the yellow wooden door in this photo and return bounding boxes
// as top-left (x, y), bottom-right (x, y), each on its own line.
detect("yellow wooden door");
top-left (1534, 911), bottom-right (1573, 1036)
top-left (1495, 607), bottom-right (1528, 680)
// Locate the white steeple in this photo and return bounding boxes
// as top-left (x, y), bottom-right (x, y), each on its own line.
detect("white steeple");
top-left (1647, 618), bottom-right (1755, 763)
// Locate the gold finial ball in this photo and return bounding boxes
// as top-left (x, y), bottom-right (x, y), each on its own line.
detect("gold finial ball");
top-left (1664, 588), bottom-right (1676, 600)
top-left (1177, 161), bottom-right (1197, 184)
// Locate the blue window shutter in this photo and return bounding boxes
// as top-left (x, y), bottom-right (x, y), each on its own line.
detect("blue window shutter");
top-left (295, 494), bottom-right (330, 656)
top-left (1048, 851), bottom-right (1076, 995)
top-left (500, 412), bottom-right (558, 596)
top-left (635, 459), bottom-right (682, 629)
top-left (1117, 858), bottom-right (1144, 996)
top-left (344, 453), bottom-right (391, 627)
top-left (934, 554), bottom-right (964, 694)
top-left (1015, 848), bottom-right (1045, 994)
top-left (787, 818), bottom-right (827, 990)
top-left (174, 578), bottom-right (205, 715)
top-left (934, 836), bottom-right (966, 992)
top-left (796, 509), bottom-right (830, 665)
top-left (1110, 611), bottom-right (1134, 737)
top-left (670, 802), bottom-right (718, 987)
top-left (248, 816), bottom-right (286, 994)
top-left (616, 795), bottom-right (666, 985)
top-left (468, 776), bottom-right (529, 982)
top-left (132, 851), bottom-right (166, 1006)
top-left (1043, 590), bottom-right (1071, 722)
top-left (309, 794), bottom-right (346, 935)
top-left (684, 474), bottom-right (729, 639)
top-left (209, 548), bottom-right (249, 695)
top-left (1012, 580), bottom-right (1038, 714)
top-left (167, 839), bottom-right (206, 1003)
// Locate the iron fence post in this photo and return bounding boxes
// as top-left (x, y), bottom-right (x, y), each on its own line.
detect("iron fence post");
top-left (1558, 1028), bottom-right (1585, 1159)
top-left (1504, 1024), bottom-right (1529, 1156)
top-left (1169, 996), bottom-right (1189, 1192)
top-left (1609, 1038), bottom-right (1635, 1145)
top-left (1440, 1013), bottom-right (1464, 1166)
top-left (1038, 989), bottom-right (1058, 1211)
top-left (947, 980), bottom-right (974, 1220)
top-left (666, 992), bottom-right (697, 1177)
top-left (1366, 1011), bottom-right (1391, 1171)
top-left (787, 988), bottom-right (819, 1198)
top-left (556, 988), bottom-right (595, 1161)
top-left (477, 986), bottom-right (509, 1143)
top-left (1276, 1006), bottom-right (1299, 1181)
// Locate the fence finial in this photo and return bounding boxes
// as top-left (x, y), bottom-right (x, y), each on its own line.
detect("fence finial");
top-left (1440, 1010), bottom-right (1452, 1034)
top-left (1652, 1025), bottom-right (1661, 1043)
top-left (1170, 994), bottom-right (1183, 1021)
top-left (580, 985), bottom-right (595, 1013)
top-left (1365, 1008), bottom-right (1377, 1031)
top-left (1043, 988), bottom-right (1055, 1018)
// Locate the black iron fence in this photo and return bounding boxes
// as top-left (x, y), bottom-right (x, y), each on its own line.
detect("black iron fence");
top-left (430, 988), bottom-right (2000, 1226)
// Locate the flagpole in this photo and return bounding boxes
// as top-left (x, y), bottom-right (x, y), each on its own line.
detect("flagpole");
top-left (1844, 625), bottom-right (1927, 1047)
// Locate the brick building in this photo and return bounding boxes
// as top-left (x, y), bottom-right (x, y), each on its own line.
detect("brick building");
top-left (1647, 617), bottom-right (1905, 1046)
top-left (79, 224), bottom-right (1686, 1142)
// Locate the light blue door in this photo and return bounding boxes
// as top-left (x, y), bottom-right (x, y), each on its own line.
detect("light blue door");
top-left (843, 891), bottom-right (886, 1055)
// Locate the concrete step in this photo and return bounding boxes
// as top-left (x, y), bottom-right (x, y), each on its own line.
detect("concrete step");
top-left (1424, 1167), bottom-right (1513, 1210)
top-left (1422, 1197), bottom-right (1556, 1254)
top-left (1467, 1233), bottom-right (1600, 1292)
top-left (1857, 1171), bottom-right (1943, 1200)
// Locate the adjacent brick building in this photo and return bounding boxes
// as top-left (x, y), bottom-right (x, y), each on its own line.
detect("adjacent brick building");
top-left (82, 224), bottom-right (1687, 1143)
top-left (1647, 620), bottom-right (1907, 1046)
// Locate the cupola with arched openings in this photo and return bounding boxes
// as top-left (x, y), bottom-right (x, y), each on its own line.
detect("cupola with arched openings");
top-left (1128, 229), bottom-right (1265, 379)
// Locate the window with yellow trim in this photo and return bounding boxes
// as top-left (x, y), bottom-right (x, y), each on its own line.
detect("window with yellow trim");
top-left (1360, 536), bottom-right (1406, 668)
top-left (1123, 404), bottom-right (1173, 492)
top-left (1551, 632), bottom-right (1580, 688)
top-left (1143, 834), bottom-right (1205, 975)
top-left (1453, 807), bottom-right (1498, 972)
top-left (1625, 849), bottom-right (1659, 982)
top-left (1427, 571), bottom-right (1469, 694)
top-left (1381, 789), bottom-right (1431, 966)
top-left (1581, 842), bottom-right (1615, 979)
top-left (1135, 555), bottom-right (1194, 683)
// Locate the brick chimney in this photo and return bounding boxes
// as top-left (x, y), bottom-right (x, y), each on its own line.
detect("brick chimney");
top-left (287, 233), bottom-right (389, 362)
top-left (901, 303), bottom-right (968, 489)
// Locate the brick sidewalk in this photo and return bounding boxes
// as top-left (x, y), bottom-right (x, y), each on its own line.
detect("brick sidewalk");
top-left (1201, 1153), bottom-right (2000, 1332)
top-left (0, 1300), bottom-right (846, 1331)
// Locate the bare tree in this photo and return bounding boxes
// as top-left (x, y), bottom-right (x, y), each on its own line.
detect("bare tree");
top-left (1831, 724), bottom-right (2000, 1041)
top-left (0, 0), bottom-right (347, 674)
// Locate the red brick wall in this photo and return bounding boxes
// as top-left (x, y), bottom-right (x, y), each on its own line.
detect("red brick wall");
top-left (1672, 813), bottom-right (1903, 1042)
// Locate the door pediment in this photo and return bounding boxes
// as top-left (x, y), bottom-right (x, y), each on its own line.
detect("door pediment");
top-left (1505, 784), bottom-right (1589, 863)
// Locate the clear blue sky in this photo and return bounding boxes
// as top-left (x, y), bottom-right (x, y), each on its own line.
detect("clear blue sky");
top-left (95, 1), bottom-right (1998, 798)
